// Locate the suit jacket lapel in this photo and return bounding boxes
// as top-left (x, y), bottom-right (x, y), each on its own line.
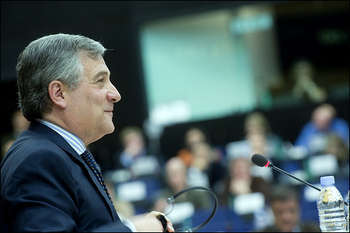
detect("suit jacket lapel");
top-left (29, 122), bottom-right (119, 221)
top-left (75, 156), bottom-right (119, 221)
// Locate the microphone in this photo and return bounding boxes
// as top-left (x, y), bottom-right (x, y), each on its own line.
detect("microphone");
top-left (252, 154), bottom-right (321, 191)
top-left (251, 154), bottom-right (349, 206)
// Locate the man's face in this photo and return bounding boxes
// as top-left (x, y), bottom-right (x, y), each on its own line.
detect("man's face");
top-left (65, 51), bottom-right (121, 145)
top-left (313, 108), bottom-right (333, 131)
top-left (230, 157), bottom-right (251, 180)
top-left (166, 160), bottom-right (187, 192)
top-left (271, 199), bottom-right (300, 232)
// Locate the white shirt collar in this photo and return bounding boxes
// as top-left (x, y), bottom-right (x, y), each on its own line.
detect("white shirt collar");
top-left (37, 119), bottom-right (86, 155)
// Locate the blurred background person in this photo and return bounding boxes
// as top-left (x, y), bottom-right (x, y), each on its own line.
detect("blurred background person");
top-left (295, 103), bottom-right (349, 155)
top-left (216, 156), bottom-right (274, 230)
top-left (302, 131), bottom-right (349, 183)
top-left (176, 127), bottom-right (226, 188)
top-left (269, 59), bottom-right (328, 107)
top-left (216, 156), bottom-right (271, 203)
top-left (323, 133), bottom-right (349, 178)
top-left (226, 111), bottom-right (286, 182)
top-left (11, 109), bottom-right (30, 137)
top-left (176, 127), bottom-right (209, 167)
top-left (105, 126), bottom-right (163, 215)
top-left (1, 109), bottom-right (30, 160)
top-left (226, 111), bottom-right (285, 161)
top-left (244, 112), bottom-right (285, 160)
top-left (153, 157), bottom-right (211, 212)
top-left (258, 185), bottom-right (320, 232)
top-left (187, 141), bottom-right (226, 189)
top-left (112, 126), bottom-right (161, 178)
top-left (153, 157), bottom-right (211, 230)
top-left (186, 142), bottom-right (211, 187)
top-left (1, 135), bottom-right (15, 161)
top-left (290, 59), bottom-right (327, 103)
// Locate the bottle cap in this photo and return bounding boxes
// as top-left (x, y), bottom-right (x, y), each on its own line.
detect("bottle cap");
top-left (320, 176), bottom-right (335, 187)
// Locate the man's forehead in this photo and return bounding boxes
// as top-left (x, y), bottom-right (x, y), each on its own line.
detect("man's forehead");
top-left (273, 199), bottom-right (298, 206)
top-left (79, 51), bottom-right (110, 76)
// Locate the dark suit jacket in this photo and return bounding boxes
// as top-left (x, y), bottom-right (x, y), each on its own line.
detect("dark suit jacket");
top-left (0, 121), bottom-right (131, 232)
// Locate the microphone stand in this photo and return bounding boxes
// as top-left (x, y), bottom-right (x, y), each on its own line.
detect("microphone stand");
top-left (269, 164), bottom-right (321, 191)
top-left (268, 163), bottom-right (349, 206)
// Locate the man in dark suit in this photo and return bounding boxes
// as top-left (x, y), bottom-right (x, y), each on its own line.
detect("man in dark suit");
top-left (0, 33), bottom-right (174, 232)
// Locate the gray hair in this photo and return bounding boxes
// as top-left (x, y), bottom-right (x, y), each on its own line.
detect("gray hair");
top-left (16, 33), bottom-right (106, 121)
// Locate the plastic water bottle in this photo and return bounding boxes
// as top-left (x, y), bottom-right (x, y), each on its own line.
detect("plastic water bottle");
top-left (346, 190), bottom-right (349, 231)
top-left (317, 176), bottom-right (347, 232)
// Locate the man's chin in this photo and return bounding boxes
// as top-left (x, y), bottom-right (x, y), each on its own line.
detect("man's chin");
top-left (106, 117), bottom-right (115, 128)
top-left (280, 224), bottom-right (295, 232)
top-left (106, 124), bottom-right (115, 134)
top-left (99, 120), bottom-right (115, 136)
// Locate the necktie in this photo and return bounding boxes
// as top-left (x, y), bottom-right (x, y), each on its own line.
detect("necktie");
top-left (80, 150), bottom-right (114, 205)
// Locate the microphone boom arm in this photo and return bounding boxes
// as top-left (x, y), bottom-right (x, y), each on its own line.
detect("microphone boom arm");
top-left (271, 164), bottom-right (349, 206)
top-left (270, 164), bottom-right (321, 191)
top-left (252, 154), bottom-right (348, 206)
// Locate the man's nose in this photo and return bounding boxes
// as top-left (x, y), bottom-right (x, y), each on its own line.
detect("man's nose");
top-left (108, 82), bottom-right (121, 103)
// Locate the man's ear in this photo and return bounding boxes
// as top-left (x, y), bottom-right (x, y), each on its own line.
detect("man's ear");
top-left (48, 80), bottom-right (67, 109)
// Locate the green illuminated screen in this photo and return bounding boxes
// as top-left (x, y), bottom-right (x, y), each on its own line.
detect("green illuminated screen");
top-left (140, 10), bottom-right (262, 125)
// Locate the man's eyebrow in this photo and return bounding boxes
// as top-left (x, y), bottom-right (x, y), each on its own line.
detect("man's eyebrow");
top-left (93, 71), bottom-right (110, 80)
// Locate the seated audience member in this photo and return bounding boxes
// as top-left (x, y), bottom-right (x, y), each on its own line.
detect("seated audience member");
top-left (301, 132), bottom-right (349, 182)
top-left (187, 141), bottom-right (226, 188)
top-left (323, 133), bottom-right (349, 178)
top-left (269, 59), bottom-right (327, 106)
top-left (1, 136), bottom-right (15, 161)
top-left (112, 126), bottom-right (161, 178)
top-left (217, 156), bottom-right (271, 207)
top-left (1, 110), bottom-right (30, 161)
top-left (153, 157), bottom-right (211, 213)
top-left (11, 109), bottom-right (30, 137)
top-left (216, 156), bottom-right (274, 230)
top-left (186, 142), bottom-right (211, 187)
top-left (226, 112), bottom-right (285, 184)
top-left (259, 185), bottom-right (320, 232)
top-left (245, 112), bottom-right (285, 160)
top-left (152, 157), bottom-right (211, 230)
top-left (177, 127), bottom-right (208, 167)
top-left (290, 59), bottom-right (327, 103)
top-left (295, 103), bottom-right (349, 155)
top-left (325, 133), bottom-right (349, 161)
top-left (177, 127), bottom-right (226, 188)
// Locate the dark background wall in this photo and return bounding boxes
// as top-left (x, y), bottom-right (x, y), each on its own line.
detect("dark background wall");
top-left (1, 1), bottom-right (348, 169)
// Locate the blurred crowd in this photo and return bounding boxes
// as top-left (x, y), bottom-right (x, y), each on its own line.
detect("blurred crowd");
top-left (1, 102), bottom-right (348, 232)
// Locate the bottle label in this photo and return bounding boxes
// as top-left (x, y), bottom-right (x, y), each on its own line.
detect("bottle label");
top-left (322, 188), bottom-right (331, 203)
